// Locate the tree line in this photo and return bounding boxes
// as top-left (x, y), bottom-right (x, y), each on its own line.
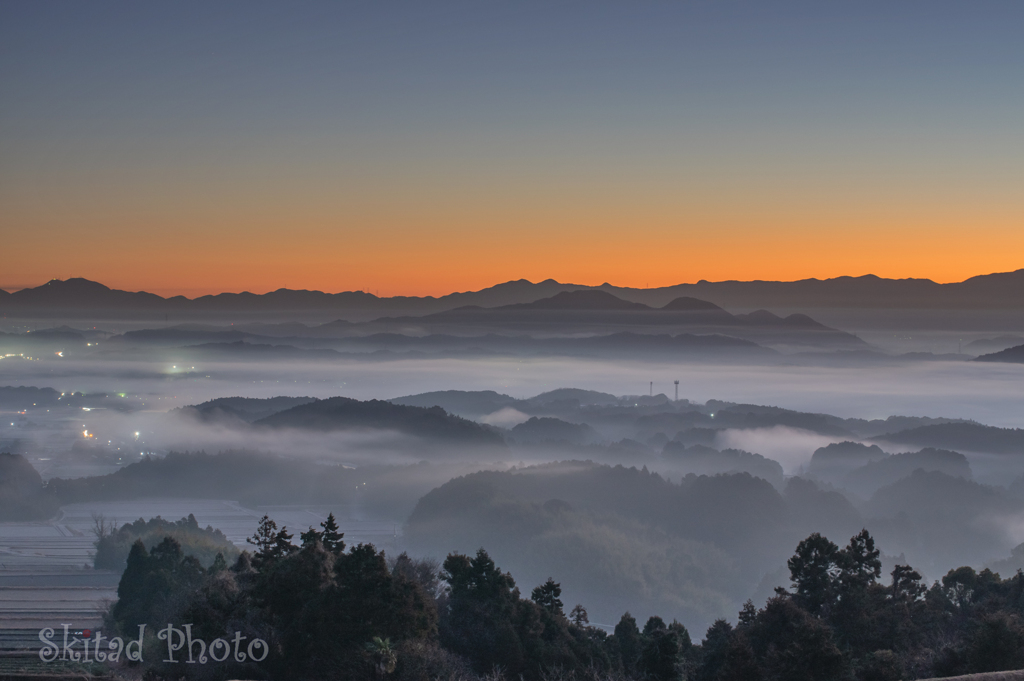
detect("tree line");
top-left (106, 516), bottom-right (1024, 680)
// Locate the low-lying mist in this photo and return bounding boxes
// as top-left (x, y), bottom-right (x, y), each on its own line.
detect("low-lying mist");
top-left (2, 351), bottom-right (1022, 426)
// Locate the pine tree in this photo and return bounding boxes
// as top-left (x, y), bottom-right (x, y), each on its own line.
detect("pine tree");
top-left (839, 529), bottom-right (882, 594)
top-left (738, 599), bottom-right (758, 627)
top-left (248, 514), bottom-right (296, 569)
top-left (300, 525), bottom-right (322, 547)
top-left (272, 525), bottom-right (296, 558)
top-left (531, 578), bottom-right (564, 615)
top-left (248, 515), bottom-right (278, 561)
top-left (788, 533), bottom-right (841, 614)
top-left (320, 512), bottom-right (345, 553)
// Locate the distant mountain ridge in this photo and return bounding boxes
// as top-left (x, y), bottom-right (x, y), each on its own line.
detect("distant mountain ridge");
top-left (974, 344), bottom-right (1024, 364)
top-left (502, 290), bottom-right (651, 311)
top-left (2, 270), bottom-right (1022, 318)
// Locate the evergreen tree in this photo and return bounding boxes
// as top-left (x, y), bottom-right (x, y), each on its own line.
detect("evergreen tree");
top-left (890, 564), bottom-right (926, 602)
top-left (248, 514), bottom-right (279, 567)
top-left (439, 549), bottom-right (524, 674)
top-left (738, 599), bottom-right (758, 626)
top-left (788, 533), bottom-right (841, 615)
top-left (320, 512), bottom-right (345, 553)
top-left (300, 525), bottom-right (322, 547)
top-left (531, 578), bottom-right (564, 616)
top-left (248, 514), bottom-right (297, 569)
top-left (838, 529), bottom-right (882, 594)
top-left (696, 619), bottom-right (734, 681)
top-left (613, 612), bottom-right (642, 673)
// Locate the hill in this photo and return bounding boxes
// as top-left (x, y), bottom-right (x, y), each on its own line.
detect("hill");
top-left (879, 423), bottom-right (1024, 454)
top-left (45, 450), bottom-right (454, 518)
top-left (975, 344), bottom-right (1024, 364)
top-left (842, 448), bottom-right (972, 497)
top-left (966, 335), bottom-right (1024, 354)
top-left (502, 290), bottom-right (651, 311)
top-left (0, 453), bottom-right (59, 520)
top-left (390, 390), bottom-right (518, 418)
top-left (509, 417), bottom-right (603, 446)
top-left (404, 461), bottom-right (862, 630)
top-left (661, 443), bottom-right (785, 488)
top-left (177, 396), bottom-right (316, 423)
top-left (255, 396), bottom-right (505, 446)
top-left (808, 442), bottom-right (888, 482)
top-left (0, 386), bottom-right (61, 410)
top-left (867, 470), bottom-right (1022, 573)
top-left (660, 296), bottom-right (724, 311)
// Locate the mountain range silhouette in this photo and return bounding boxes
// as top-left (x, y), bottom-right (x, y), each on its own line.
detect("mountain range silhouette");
top-left (2, 270), bottom-right (1023, 319)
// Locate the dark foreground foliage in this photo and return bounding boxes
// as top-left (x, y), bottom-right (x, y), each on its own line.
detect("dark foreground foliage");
top-left (107, 518), bottom-right (1024, 680)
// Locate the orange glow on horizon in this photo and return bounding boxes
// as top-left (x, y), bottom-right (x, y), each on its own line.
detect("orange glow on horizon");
top-left (3, 221), bottom-right (1021, 299)
top-left (3, 146), bottom-right (1021, 298)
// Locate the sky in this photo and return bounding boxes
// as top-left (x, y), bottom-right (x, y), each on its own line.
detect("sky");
top-left (1, 1), bottom-right (1022, 297)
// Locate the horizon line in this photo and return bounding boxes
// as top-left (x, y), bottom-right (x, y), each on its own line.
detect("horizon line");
top-left (2, 268), bottom-right (1022, 300)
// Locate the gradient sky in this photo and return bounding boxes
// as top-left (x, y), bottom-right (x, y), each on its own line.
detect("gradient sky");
top-left (1, 1), bottom-right (1022, 296)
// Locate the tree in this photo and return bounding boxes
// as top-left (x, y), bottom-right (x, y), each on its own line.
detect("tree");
top-left (643, 616), bottom-right (666, 636)
top-left (639, 623), bottom-right (682, 681)
top-left (838, 529), bottom-right (882, 594)
top-left (750, 597), bottom-right (847, 681)
top-left (696, 619), bottom-right (734, 681)
top-left (833, 529), bottom-right (884, 650)
top-left (110, 537), bottom-right (205, 634)
top-left (320, 512), bottom-right (345, 553)
top-left (439, 549), bottom-right (525, 675)
top-left (738, 599), bottom-right (758, 627)
top-left (273, 525), bottom-right (296, 558)
top-left (248, 514), bottom-right (296, 569)
top-left (111, 540), bottom-right (151, 628)
top-left (248, 515), bottom-right (278, 561)
top-left (300, 525), bottom-right (322, 547)
top-left (531, 578), bottom-right (564, 616)
top-left (890, 565), bottom-right (926, 602)
top-left (941, 566), bottom-right (979, 613)
top-left (788, 533), bottom-right (841, 614)
top-left (391, 552), bottom-right (442, 600)
top-left (569, 604), bottom-right (589, 626)
top-left (441, 549), bottom-right (519, 614)
top-left (613, 612), bottom-right (642, 673)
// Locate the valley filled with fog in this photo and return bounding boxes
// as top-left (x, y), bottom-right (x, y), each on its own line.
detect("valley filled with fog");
top-left (3, 287), bottom-right (1024, 639)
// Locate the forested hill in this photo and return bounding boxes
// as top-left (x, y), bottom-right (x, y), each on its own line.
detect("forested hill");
top-left (880, 422), bottom-right (1024, 454)
top-left (254, 397), bottom-right (505, 446)
top-left (176, 395), bottom-right (317, 423)
top-left (975, 343), bottom-right (1024, 364)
